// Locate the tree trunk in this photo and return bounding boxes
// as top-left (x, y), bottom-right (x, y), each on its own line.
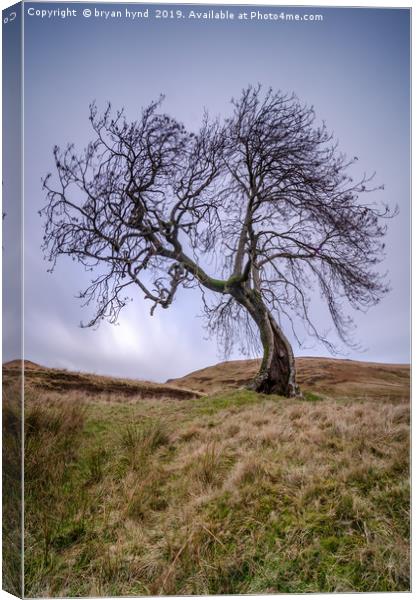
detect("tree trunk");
top-left (233, 287), bottom-right (300, 397)
top-left (251, 312), bottom-right (299, 397)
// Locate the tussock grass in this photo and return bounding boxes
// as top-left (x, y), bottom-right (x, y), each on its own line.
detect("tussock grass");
top-left (23, 384), bottom-right (410, 596)
top-left (24, 393), bottom-right (88, 595)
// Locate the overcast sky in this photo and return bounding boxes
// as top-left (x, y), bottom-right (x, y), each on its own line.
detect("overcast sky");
top-left (6, 3), bottom-right (410, 381)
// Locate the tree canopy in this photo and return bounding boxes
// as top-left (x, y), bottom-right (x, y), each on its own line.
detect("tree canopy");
top-left (42, 86), bottom-right (394, 396)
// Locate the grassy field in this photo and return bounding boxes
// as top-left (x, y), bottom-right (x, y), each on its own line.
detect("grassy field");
top-left (3, 358), bottom-right (410, 596)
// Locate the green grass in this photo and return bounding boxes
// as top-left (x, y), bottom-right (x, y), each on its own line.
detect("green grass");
top-left (22, 386), bottom-right (410, 596)
top-left (302, 391), bottom-right (324, 402)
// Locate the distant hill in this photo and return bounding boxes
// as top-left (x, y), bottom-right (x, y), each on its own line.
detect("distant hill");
top-left (3, 359), bottom-right (45, 370)
top-left (3, 360), bottom-right (202, 401)
top-left (168, 356), bottom-right (410, 400)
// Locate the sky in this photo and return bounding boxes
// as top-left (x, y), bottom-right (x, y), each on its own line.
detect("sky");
top-left (4, 2), bottom-right (410, 381)
top-left (3, 1), bottom-right (22, 364)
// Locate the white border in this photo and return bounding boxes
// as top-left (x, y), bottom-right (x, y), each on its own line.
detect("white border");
top-left (0, 2), bottom-right (413, 600)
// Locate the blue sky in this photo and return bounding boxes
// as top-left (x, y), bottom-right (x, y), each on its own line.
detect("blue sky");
top-left (14, 3), bottom-right (410, 380)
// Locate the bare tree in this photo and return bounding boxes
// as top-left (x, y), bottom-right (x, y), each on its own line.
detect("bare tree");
top-left (42, 87), bottom-right (394, 397)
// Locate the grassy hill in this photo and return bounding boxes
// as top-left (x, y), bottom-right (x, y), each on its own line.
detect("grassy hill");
top-left (3, 360), bottom-right (202, 400)
top-left (3, 357), bottom-right (410, 595)
top-left (168, 356), bottom-right (410, 399)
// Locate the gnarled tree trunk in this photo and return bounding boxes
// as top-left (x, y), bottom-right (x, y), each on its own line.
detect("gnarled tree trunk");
top-left (233, 286), bottom-right (299, 397)
top-left (251, 312), bottom-right (299, 396)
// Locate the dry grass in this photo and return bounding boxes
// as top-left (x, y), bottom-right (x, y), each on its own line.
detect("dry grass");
top-left (3, 360), bottom-right (201, 400)
top-left (22, 359), bottom-right (410, 596)
top-left (2, 381), bottom-right (23, 597)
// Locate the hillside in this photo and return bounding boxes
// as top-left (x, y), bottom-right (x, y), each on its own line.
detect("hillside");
top-left (4, 357), bottom-right (410, 401)
top-left (3, 356), bottom-right (410, 595)
top-left (3, 360), bottom-right (202, 400)
top-left (168, 356), bottom-right (410, 399)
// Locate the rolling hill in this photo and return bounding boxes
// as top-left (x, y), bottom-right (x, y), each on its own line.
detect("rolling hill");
top-left (3, 360), bottom-right (202, 400)
top-left (4, 356), bottom-right (410, 401)
top-left (168, 356), bottom-right (410, 399)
